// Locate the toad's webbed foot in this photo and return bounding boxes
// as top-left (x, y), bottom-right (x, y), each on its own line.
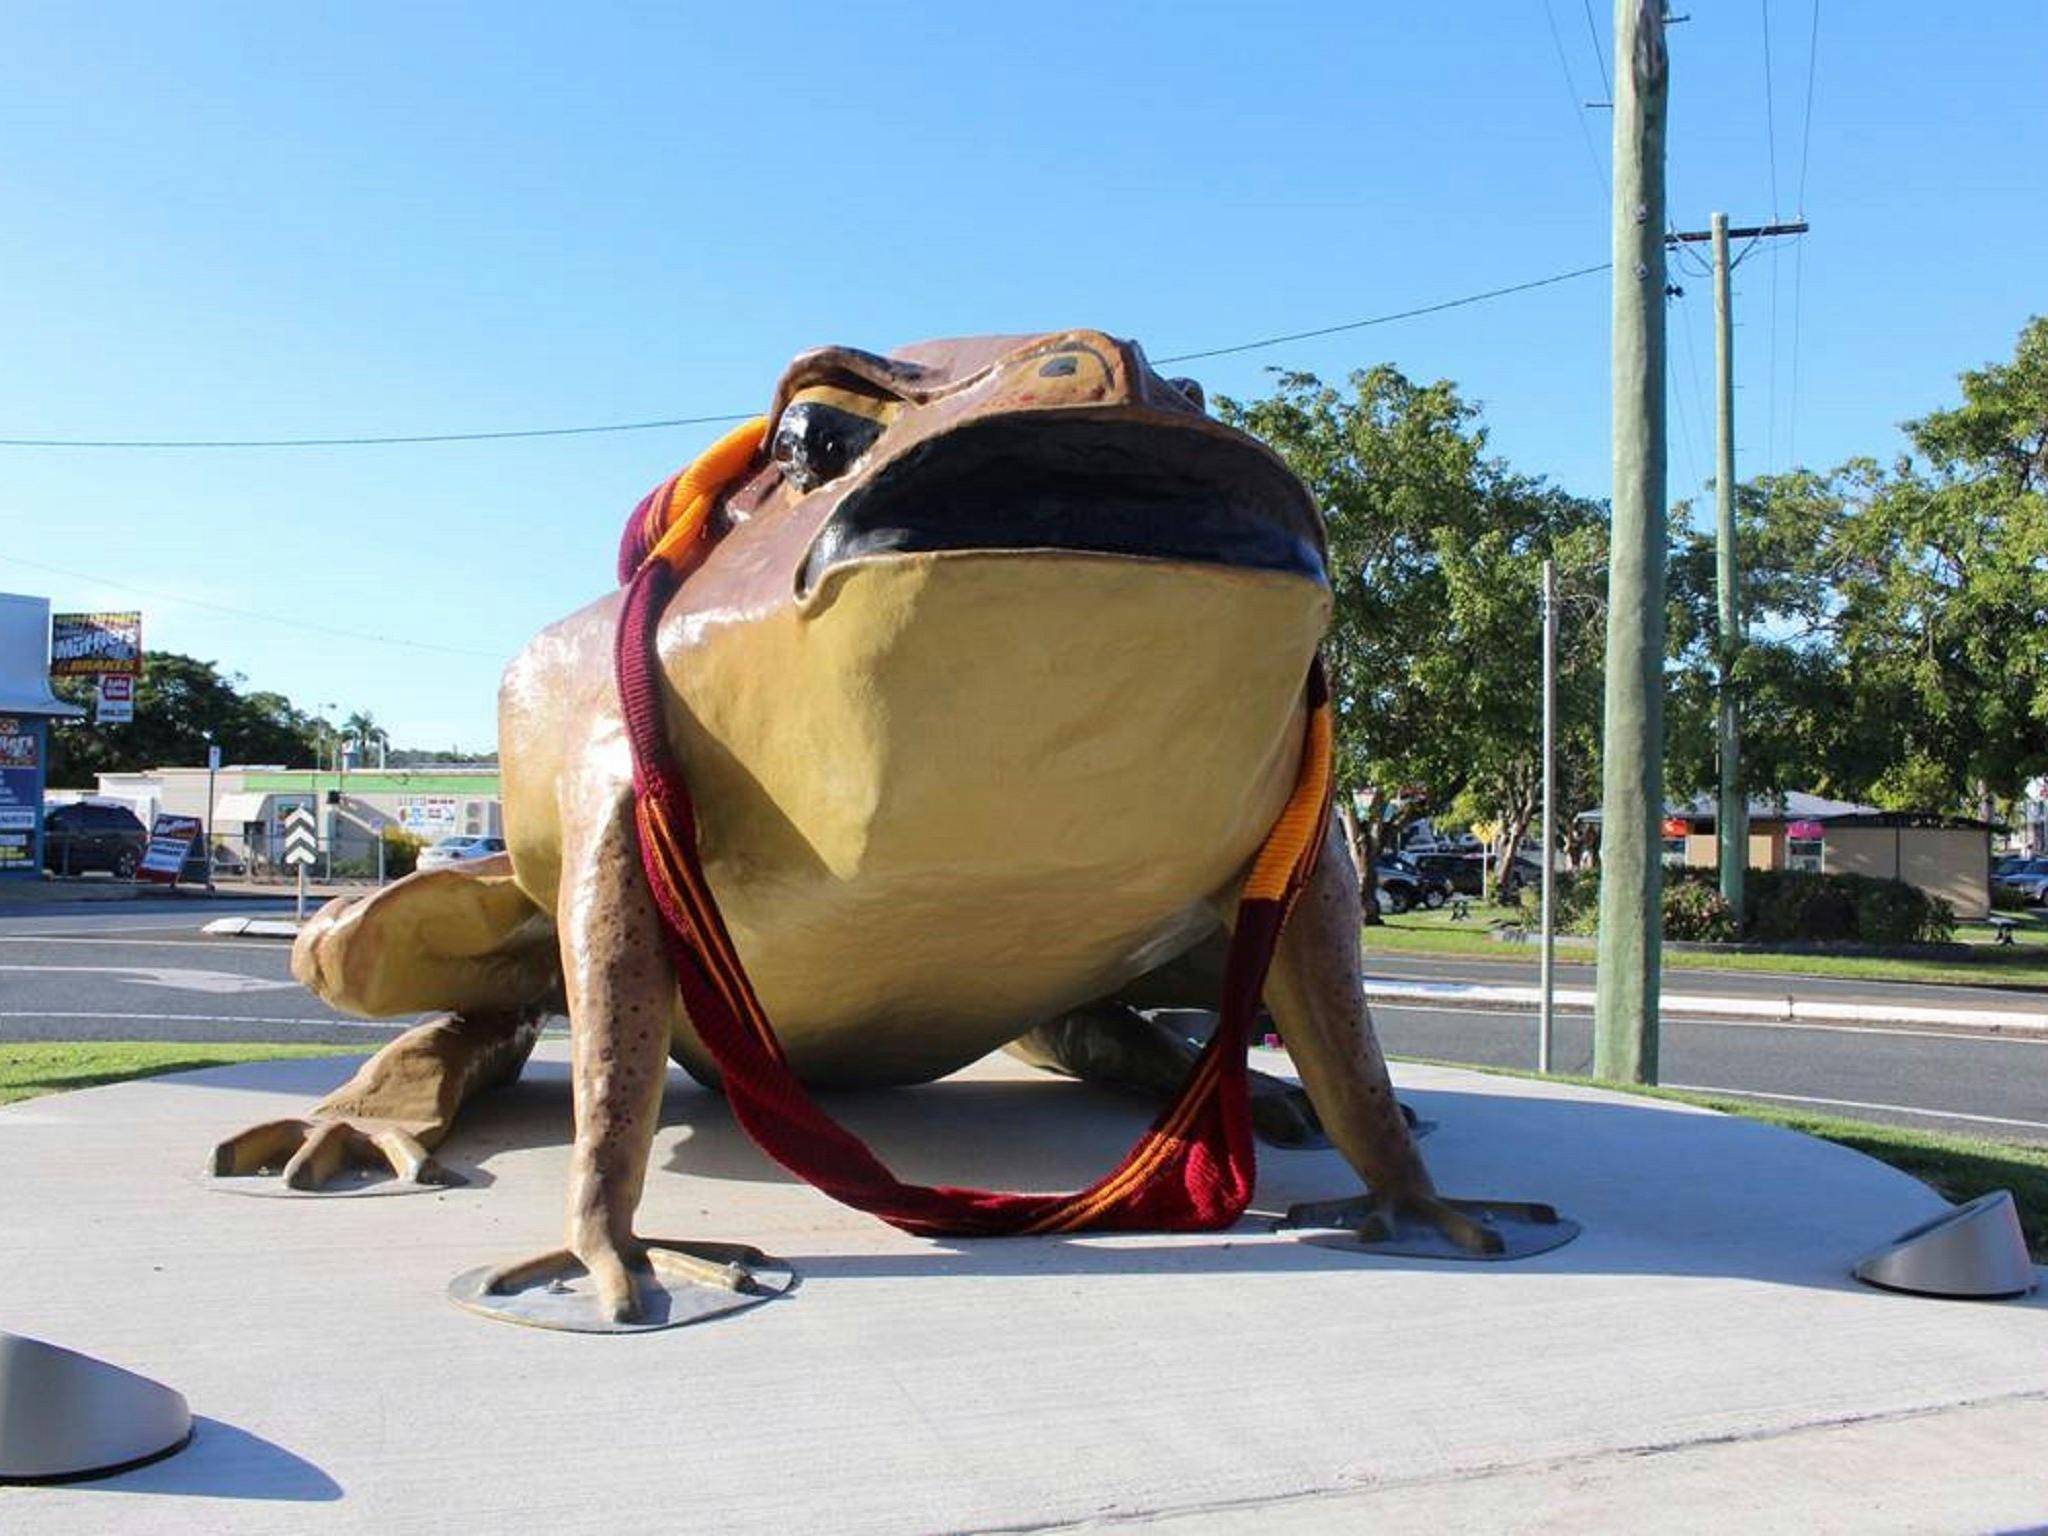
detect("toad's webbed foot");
top-left (208, 1008), bottom-right (542, 1193)
top-left (1280, 1191), bottom-right (1574, 1260)
top-left (479, 1241), bottom-right (763, 1325)
top-left (212, 1116), bottom-right (457, 1190)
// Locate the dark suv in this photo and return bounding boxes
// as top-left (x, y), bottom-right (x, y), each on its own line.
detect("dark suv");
top-left (42, 802), bottom-right (149, 878)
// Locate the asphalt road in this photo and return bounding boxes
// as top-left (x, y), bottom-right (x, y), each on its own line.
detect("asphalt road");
top-left (0, 901), bottom-right (407, 1047)
top-left (1364, 947), bottom-right (2048, 1014)
top-left (2, 903), bottom-right (2044, 1146)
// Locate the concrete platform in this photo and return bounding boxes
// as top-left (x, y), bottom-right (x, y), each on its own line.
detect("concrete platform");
top-left (2, 1047), bottom-right (2043, 1531)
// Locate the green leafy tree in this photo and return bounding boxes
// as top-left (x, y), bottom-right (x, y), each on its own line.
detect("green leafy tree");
top-left (47, 653), bottom-right (325, 785)
top-left (1668, 316), bottom-right (2048, 814)
top-left (1221, 366), bottom-right (1608, 909)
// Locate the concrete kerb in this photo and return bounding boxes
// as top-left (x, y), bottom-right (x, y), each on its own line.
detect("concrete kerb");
top-left (200, 917), bottom-right (305, 940)
top-left (1362, 975), bottom-right (2048, 1036)
top-left (186, 914), bottom-right (2048, 1036)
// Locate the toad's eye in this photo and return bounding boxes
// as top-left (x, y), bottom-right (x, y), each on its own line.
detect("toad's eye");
top-left (771, 398), bottom-right (886, 493)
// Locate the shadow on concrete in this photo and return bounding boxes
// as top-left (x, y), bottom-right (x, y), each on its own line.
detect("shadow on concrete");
top-left (77, 1417), bottom-right (340, 1502)
top-left (153, 1053), bottom-right (2048, 1305)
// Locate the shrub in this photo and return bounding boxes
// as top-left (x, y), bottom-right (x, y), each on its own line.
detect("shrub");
top-left (1518, 865), bottom-right (1953, 945)
top-left (1992, 883), bottom-right (2030, 913)
top-left (1520, 870), bottom-right (1601, 933)
top-left (1747, 869), bottom-right (1858, 942)
top-left (380, 825), bottom-right (425, 880)
top-left (1662, 875), bottom-right (1738, 942)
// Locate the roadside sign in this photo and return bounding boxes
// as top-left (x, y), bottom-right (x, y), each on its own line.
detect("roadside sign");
top-left (49, 612), bottom-right (143, 678)
top-left (138, 813), bottom-right (201, 884)
top-left (94, 674), bottom-right (134, 724)
top-left (282, 807), bottom-right (318, 868)
top-left (207, 743), bottom-right (222, 772)
top-left (0, 718), bottom-right (41, 874)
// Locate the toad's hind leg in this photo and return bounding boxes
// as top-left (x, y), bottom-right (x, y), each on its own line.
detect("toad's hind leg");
top-left (1265, 821), bottom-right (1549, 1256)
top-left (1004, 988), bottom-right (1327, 1149)
top-left (212, 854), bottom-right (559, 1189)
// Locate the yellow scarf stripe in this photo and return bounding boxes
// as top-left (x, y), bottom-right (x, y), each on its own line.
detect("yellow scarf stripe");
top-left (645, 419), bottom-right (768, 573)
top-left (1241, 698), bottom-right (1334, 904)
top-left (1019, 1051), bottom-right (1223, 1234)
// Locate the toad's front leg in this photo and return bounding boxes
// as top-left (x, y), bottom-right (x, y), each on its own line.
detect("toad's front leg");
top-left (1265, 821), bottom-right (1527, 1257)
top-left (480, 789), bottom-right (681, 1322)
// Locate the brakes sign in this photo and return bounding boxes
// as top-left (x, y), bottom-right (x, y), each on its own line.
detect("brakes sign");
top-left (138, 813), bottom-right (202, 884)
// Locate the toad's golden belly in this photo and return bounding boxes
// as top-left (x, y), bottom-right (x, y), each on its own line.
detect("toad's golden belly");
top-left (501, 552), bottom-right (1328, 1085)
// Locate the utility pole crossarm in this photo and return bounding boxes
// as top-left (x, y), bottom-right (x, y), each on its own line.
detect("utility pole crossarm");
top-left (1666, 220), bottom-right (1809, 244)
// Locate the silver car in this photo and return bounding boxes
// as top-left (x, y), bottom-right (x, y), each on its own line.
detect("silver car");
top-left (415, 834), bottom-right (508, 871)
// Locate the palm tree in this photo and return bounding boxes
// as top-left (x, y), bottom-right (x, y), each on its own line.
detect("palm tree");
top-left (341, 711), bottom-right (388, 768)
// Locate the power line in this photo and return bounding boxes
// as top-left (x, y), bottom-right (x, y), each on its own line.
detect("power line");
top-left (0, 552), bottom-right (506, 660)
top-left (1789, 0), bottom-right (1821, 467)
top-left (1759, 0), bottom-right (1782, 219)
top-left (1540, 0), bottom-right (1609, 201)
top-left (0, 411), bottom-right (757, 451)
top-left (0, 261), bottom-right (1617, 447)
top-left (1580, 0), bottom-right (1613, 101)
top-left (1761, 1), bottom-right (1784, 474)
top-left (1153, 261), bottom-right (1611, 363)
top-left (1796, 0), bottom-right (1820, 214)
top-left (1788, 233), bottom-right (1807, 470)
top-left (1666, 292), bottom-right (1705, 501)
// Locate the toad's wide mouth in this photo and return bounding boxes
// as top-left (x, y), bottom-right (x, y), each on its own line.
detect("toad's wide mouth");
top-left (796, 416), bottom-right (1327, 600)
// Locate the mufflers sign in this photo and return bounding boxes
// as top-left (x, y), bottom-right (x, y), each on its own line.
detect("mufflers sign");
top-left (49, 612), bottom-right (143, 678)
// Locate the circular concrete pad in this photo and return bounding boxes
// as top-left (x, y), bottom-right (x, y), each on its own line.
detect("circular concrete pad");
top-left (3, 1048), bottom-right (2044, 1532)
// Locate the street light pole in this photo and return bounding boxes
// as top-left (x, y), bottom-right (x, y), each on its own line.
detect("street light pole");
top-left (1539, 559), bottom-right (1557, 1074)
top-left (202, 731), bottom-right (217, 894)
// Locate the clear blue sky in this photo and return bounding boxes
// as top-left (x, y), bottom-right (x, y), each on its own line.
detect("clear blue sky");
top-left (3, 4), bottom-right (2040, 754)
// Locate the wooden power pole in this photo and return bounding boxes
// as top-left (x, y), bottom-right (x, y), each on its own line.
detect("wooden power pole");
top-left (1665, 213), bottom-right (1809, 918)
top-left (1594, 0), bottom-right (1670, 1086)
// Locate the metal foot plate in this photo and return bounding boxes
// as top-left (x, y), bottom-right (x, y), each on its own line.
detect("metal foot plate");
top-left (205, 1165), bottom-right (466, 1199)
top-left (1277, 1195), bottom-right (1582, 1262)
top-left (448, 1241), bottom-right (797, 1333)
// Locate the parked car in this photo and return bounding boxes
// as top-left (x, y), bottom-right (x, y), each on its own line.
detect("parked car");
top-left (1372, 857), bottom-right (1451, 913)
top-left (1994, 857), bottom-right (2048, 904)
top-left (41, 802), bottom-right (148, 878)
top-left (416, 834), bottom-right (508, 871)
top-left (1993, 854), bottom-right (2030, 879)
top-left (1413, 850), bottom-right (1544, 899)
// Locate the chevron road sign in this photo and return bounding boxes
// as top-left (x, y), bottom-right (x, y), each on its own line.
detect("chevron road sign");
top-left (282, 807), bottom-right (318, 868)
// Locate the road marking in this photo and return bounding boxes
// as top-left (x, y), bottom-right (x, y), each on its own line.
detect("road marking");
top-left (1662, 1082), bottom-right (2048, 1134)
top-left (0, 936), bottom-right (285, 952)
top-left (1370, 1001), bottom-right (2048, 1047)
top-left (0, 1011), bottom-right (394, 1027)
top-left (0, 964), bottom-right (297, 995)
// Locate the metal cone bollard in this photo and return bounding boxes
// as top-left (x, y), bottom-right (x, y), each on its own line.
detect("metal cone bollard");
top-left (1853, 1190), bottom-right (2037, 1301)
top-left (0, 1332), bottom-right (191, 1482)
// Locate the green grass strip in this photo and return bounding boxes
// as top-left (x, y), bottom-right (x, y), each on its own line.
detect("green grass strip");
top-left (0, 1042), bottom-right (368, 1106)
top-left (1366, 913), bottom-right (2048, 990)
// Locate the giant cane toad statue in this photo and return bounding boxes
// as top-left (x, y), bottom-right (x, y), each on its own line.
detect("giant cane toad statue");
top-left (214, 330), bottom-right (1553, 1323)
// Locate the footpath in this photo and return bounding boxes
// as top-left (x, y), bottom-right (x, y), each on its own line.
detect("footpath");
top-left (1363, 971), bottom-right (2048, 1035)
